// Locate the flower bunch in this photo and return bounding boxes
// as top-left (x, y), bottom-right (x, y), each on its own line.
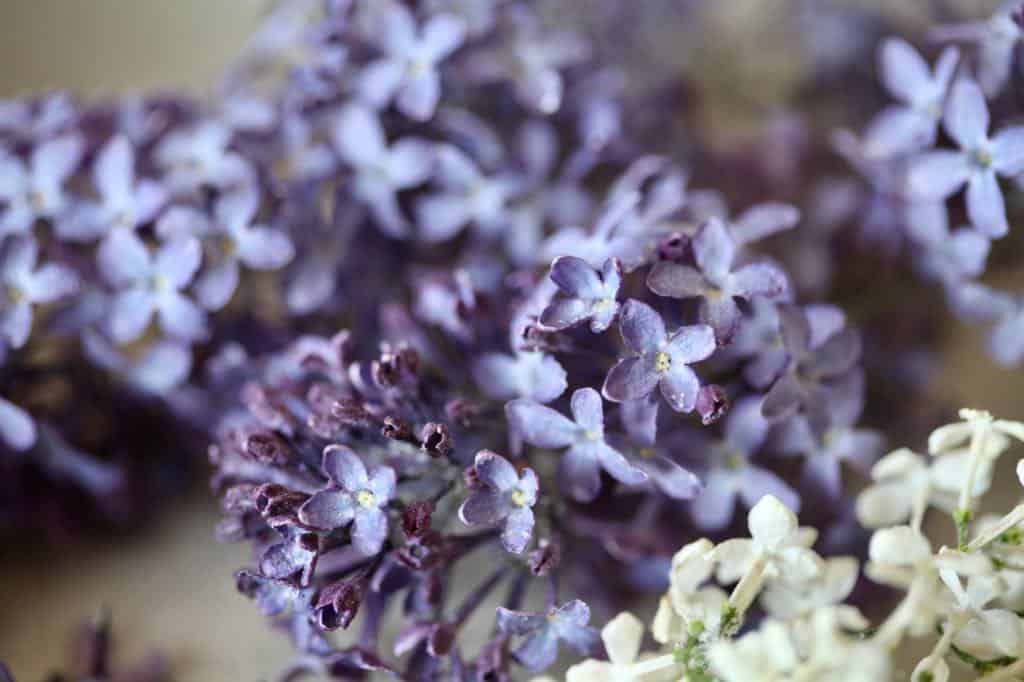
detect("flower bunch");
top-left (558, 408), bottom-right (1024, 682)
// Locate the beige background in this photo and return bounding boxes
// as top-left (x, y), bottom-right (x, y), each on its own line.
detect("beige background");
top-left (0, 1), bottom-right (1018, 680)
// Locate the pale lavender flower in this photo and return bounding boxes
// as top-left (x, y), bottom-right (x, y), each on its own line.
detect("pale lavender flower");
top-left (539, 256), bottom-right (620, 333)
top-left (909, 77), bottom-right (1024, 238)
top-left (472, 350), bottom-right (567, 403)
top-left (156, 190), bottom-right (294, 310)
top-left (601, 299), bottom-right (715, 413)
top-left (425, 0), bottom-right (498, 38)
top-left (931, 1), bottom-right (1024, 98)
top-left (863, 38), bottom-right (959, 158)
top-left (952, 282), bottom-right (1024, 366)
top-left (0, 92), bottom-right (77, 143)
top-left (905, 202), bottom-right (989, 285)
top-left (726, 202), bottom-right (802, 246)
top-left (647, 218), bottom-right (789, 343)
top-left (330, 104), bottom-right (433, 238)
top-left (271, 114), bottom-right (336, 186)
top-left (357, 3), bottom-right (465, 121)
top-left (58, 134), bottom-right (166, 242)
top-left (458, 450), bottom-right (538, 553)
top-left (156, 120), bottom-right (250, 195)
top-left (82, 329), bottom-right (192, 394)
top-left (0, 135), bottom-right (82, 236)
top-left (687, 396), bottom-right (800, 531)
top-left (540, 191), bottom-right (645, 271)
top-left (496, 599), bottom-right (599, 672)
top-left (618, 398), bottom-right (703, 500)
top-left (298, 444), bottom-right (397, 556)
top-left (506, 387), bottom-right (647, 502)
top-left (97, 230), bottom-right (207, 343)
top-left (415, 144), bottom-right (518, 242)
top-left (0, 235), bottom-right (78, 349)
top-left (0, 396), bottom-right (36, 451)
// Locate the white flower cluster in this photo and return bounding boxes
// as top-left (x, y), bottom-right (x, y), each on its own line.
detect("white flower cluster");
top-left (539, 409), bottom-right (1024, 681)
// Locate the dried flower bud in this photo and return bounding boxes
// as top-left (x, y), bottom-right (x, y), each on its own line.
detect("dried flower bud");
top-left (316, 577), bottom-right (365, 630)
top-left (696, 384), bottom-right (729, 425)
top-left (381, 416), bottom-right (413, 441)
top-left (528, 540), bottom-right (561, 576)
top-left (401, 500), bottom-right (434, 538)
top-left (657, 231), bottom-right (690, 261)
top-left (419, 422), bottom-right (453, 458)
top-left (245, 432), bottom-right (292, 465)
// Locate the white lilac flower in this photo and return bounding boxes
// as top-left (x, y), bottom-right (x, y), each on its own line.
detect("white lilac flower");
top-left (0, 134), bottom-right (82, 236)
top-left (458, 450), bottom-right (538, 554)
top-left (539, 256), bottom-right (621, 333)
top-left (506, 387), bottom-right (647, 502)
top-left (931, 1), bottom-right (1024, 98)
top-left (156, 190), bottom-right (294, 311)
top-left (0, 235), bottom-right (78, 350)
top-left (909, 77), bottom-right (1024, 238)
top-left (939, 570), bottom-right (1024, 661)
top-left (357, 2), bottom-right (465, 121)
top-left (760, 555), bottom-right (859, 620)
top-left (0, 395), bottom-right (36, 451)
top-left (330, 104), bottom-right (434, 238)
top-left (97, 230), bottom-right (207, 344)
top-left (565, 612), bottom-right (677, 682)
top-left (863, 38), bottom-right (959, 158)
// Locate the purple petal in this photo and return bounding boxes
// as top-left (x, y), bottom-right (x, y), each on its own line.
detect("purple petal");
top-left (496, 608), bottom-right (546, 636)
top-left (539, 298), bottom-right (589, 330)
top-left (909, 151), bottom-right (971, 199)
top-left (944, 78), bottom-right (989, 150)
top-left (322, 445), bottom-right (370, 490)
top-left (550, 255), bottom-right (603, 299)
top-left (667, 325), bottom-right (716, 365)
top-left (864, 107), bottom-right (937, 158)
top-left (690, 471), bottom-right (738, 531)
top-left (109, 288), bottom-right (155, 343)
top-left (368, 466), bottom-right (396, 503)
top-left (513, 629), bottom-right (559, 672)
top-left (397, 72), bottom-right (441, 122)
top-left (352, 508), bottom-right (388, 555)
top-left (693, 217), bottom-right (736, 283)
top-left (501, 506), bottom-right (534, 554)
top-left (991, 126), bottom-right (1024, 175)
top-left (474, 450), bottom-right (518, 490)
top-left (879, 38), bottom-right (933, 101)
top-left (421, 14), bottom-right (466, 60)
top-left (299, 489), bottom-right (356, 529)
top-left (157, 291), bottom-right (207, 341)
top-left (24, 263), bottom-right (78, 303)
top-left (32, 134), bottom-right (82, 184)
top-left (732, 263), bottom-right (788, 299)
top-left (659, 365), bottom-right (701, 413)
top-left (602, 356), bottom-right (660, 404)
top-left (458, 489), bottom-right (508, 528)
top-left (595, 442), bottom-right (647, 485)
top-left (618, 299), bottom-right (666, 353)
top-left (620, 398), bottom-right (658, 446)
top-left (416, 193), bottom-right (471, 243)
top-left (777, 304), bottom-right (810, 356)
top-left (237, 227), bottom-right (295, 270)
top-left (561, 444), bottom-right (603, 502)
top-left (643, 457), bottom-right (702, 499)
top-left (98, 230), bottom-right (150, 286)
top-left (387, 139), bottom-right (434, 188)
top-left (94, 135), bottom-right (134, 204)
top-left (0, 397), bottom-right (36, 451)
top-left (812, 328), bottom-right (862, 377)
top-left (332, 105), bottom-right (386, 167)
top-left (358, 59), bottom-right (404, 109)
top-left (762, 374), bottom-right (803, 420)
top-left (724, 396), bottom-right (770, 454)
top-left (733, 203), bottom-right (800, 244)
top-left (990, 313), bottom-right (1024, 366)
top-left (196, 258), bottom-right (240, 311)
top-left (646, 262), bottom-right (706, 300)
top-left (966, 170), bottom-right (1008, 238)
top-left (569, 387), bottom-right (604, 434)
top-left (553, 599), bottom-right (591, 628)
top-left (155, 236), bottom-right (202, 289)
top-left (506, 400), bottom-right (577, 449)
top-left (700, 297), bottom-right (741, 344)
top-left (739, 467), bottom-right (801, 514)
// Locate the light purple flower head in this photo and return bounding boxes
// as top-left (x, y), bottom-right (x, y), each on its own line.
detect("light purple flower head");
top-left (98, 230), bottom-right (207, 343)
top-left (0, 396), bottom-right (36, 451)
top-left (618, 398), bottom-right (702, 500)
top-left (331, 104), bottom-right (434, 238)
top-left (472, 350), bottom-right (567, 403)
top-left (357, 3), bottom-right (465, 121)
top-left (647, 217), bottom-right (789, 343)
top-left (539, 256), bottom-right (620, 333)
top-left (0, 235), bottom-right (78, 349)
top-left (601, 299), bottom-right (715, 413)
top-left (909, 77), bottom-right (1024, 237)
top-left (458, 450), bottom-right (538, 554)
top-left (506, 387), bottom-right (647, 502)
top-left (156, 189), bottom-right (294, 310)
top-left (0, 134), bottom-right (82, 236)
top-left (496, 599), bottom-right (599, 672)
top-left (298, 445), bottom-right (397, 556)
top-left (863, 38), bottom-right (959, 159)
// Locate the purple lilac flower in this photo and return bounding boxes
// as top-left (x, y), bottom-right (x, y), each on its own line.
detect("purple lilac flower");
top-left (506, 387), bottom-right (647, 502)
top-left (909, 77), bottom-right (1024, 238)
top-left (687, 396), bottom-right (800, 531)
top-left (357, 3), bottom-right (465, 121)
top-left (539, 189), bottom-right (645, 270)
top-left (905, 203), bottom-right (989, 285)
top-left (298, 444), bottom-right (396, 556)
top-left (0, 235), bottom-right (78, 349)
top-left (97, 230), bottom-right (207, 343)
top-left (601, 299), bottom-right (715, 413)
top-left (330, 104), bottom-right (433, 238)
top-left (472, 350), bottom-right (567, 403)
top-left (0, 134), bottom-right (82, 236)
top-left (458, 450), bottom-right (538, 553)
top-left (647, 217), bottom-right (789, 343)
top-left (496, 599), bottom-right (599, 672)
top-left (82, 329), bottom-right (192, 394)
top-left (761, 304), bottom-right (861, 422)
top-left (425, 0), bottom-right (498, 38)
top-left (415, 144), bottom-right (518, 242)
top-left (931, 1), bottom-right (1024, 98)
top-left (155, 120), bottom-right (249, 195)
top-left (617, 398), bottom-right (702, 500)
top-left (156, 190), bottom-right (294, 310)
top-left (539, 256), bottom-right (620, 332)
top-left (0, 396), bottom-right (36, 451)
top-left (726, 201), bottom-right (802, 246)
top-left (58, 134), bottom-right (166, 242)
top-left (952, 282), bottom-right (1024, 366)
top-left (271, 114), bottom-right (336, 187)
top-left (863, 38), bottom-right (959, 158)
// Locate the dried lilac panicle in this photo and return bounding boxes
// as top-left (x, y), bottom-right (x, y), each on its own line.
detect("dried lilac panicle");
top-left (539, 256), bottom-right (621, 333)
top-left (458, 450), bottom-right (537, 553)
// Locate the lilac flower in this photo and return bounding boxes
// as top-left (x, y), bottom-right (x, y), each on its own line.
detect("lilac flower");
top-left (298, 445), bottom-right (396, 556)
top-left (601, 299), bottom-right (715, 413)
top-left (97, 230), bottom-right (207, 343)
top-left (506, 387), bottom-right (647, 502)
top-left (156, 190), bottom-right (294, 310)
top-left (909, 77), bottom-right (1024, 238)
top-left (458, 450), bottom-right (538, 553)
top-left (58, 134), bottom-right (166, 242)
top-left (647, 218), bottom-right (788, 343)
top-left (540, 191), bottom-right (645, 271)
top-left (761, 304), bottom-right (861, 422)
top-left (905, 203), bottom-right (989, 285)
top-left (472, 350), bottom-right (567, 403)
top-left (425, 0), bottom-right (498, 38)
top-left (952, 283), bottom-right (1024, 366)
top-left (931, 2), bottom-right (1024, 97)
top-left (415, 143), bottom-right (519, 243)
top-left (272, 114), bottom-right (336, 186)
top-left (496, 599), bottom-right (599, 672)
top-left (82, 329), bottom-right (192, 394)
top-left (1, 235), bottom-right (78, 349)
top-left (0, 396), bottom-right (36, 451)
top-left (0, 135), bottom-right (82, 236)
top-left (330, 104), bottom-right (433, 238)
top-left (539, 256), bottom-right (620, 333)
top-left (357, 3), bottom-right (465, 121)
top-left (618, 398), bottom-right (703, 500)
top-left (687, 396), bottom-right (800, 531)
top-left (863, 38), bottom-right (959, 158)
top-left (726, 202), bottom-right (802, 246)
top-left (155, 120), bottom-right (249, 195)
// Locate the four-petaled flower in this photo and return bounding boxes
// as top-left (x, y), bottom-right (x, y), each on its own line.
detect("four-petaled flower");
top-left (507, 387), bottom-right (647, 502)
top-left (0, 135), bottom-right (82, 236)
top-left (540, 256), bottom-right (621, 333)
top-left (298, 444), bottom-right (397, 556)
top-left (647, 218), bottom-right (788, 343)
top-left (458, 450), bottom-right (538, 554)
top-left (496, 599), bottom-right (599, 672)
top-left (1, 235), bottom-right (78, 349)
top-left (601, 299), bottom-right (715, 413)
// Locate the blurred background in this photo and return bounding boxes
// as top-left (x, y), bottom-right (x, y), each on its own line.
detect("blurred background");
top-left (0, 0), bottom-right (1017, 680)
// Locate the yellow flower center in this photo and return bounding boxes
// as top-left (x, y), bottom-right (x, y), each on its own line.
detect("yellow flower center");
top-left (152, 273), bottom-right (170, 292)
top-left (5, 284), bottom-right (24, 305)
top-left (356, 489), bottom-right (377, 508)
top-left (593, 298), bottom-right (613, 312)
top-left (724, 451), bottom-right (746, 470)
top-left (638, 447), bottom-right (655, 459)
top-left (510, 488), bottom-right (528, 507)
top-left (654, 351), bottom-right (672, 373)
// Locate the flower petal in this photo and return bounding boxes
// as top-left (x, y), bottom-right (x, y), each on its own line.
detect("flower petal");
top-left (944, 78), bottom-right (989, 150)
top-left (646, 262), bottom-right (706, 300)
top-left (299, 489), bottom-right (355, 529)
top-left (966, 170), bottom-right (1008, 238)
top-left (506, 400), bottom-right (577, 449)
top-left (322, 444), bottom-right (370, 490)
top-left (617, 298), bottom-right (666, 353)
top-left (602, 356), bottom-right (660, 404)
top-left (570, 387), bottom-right (604, 434)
